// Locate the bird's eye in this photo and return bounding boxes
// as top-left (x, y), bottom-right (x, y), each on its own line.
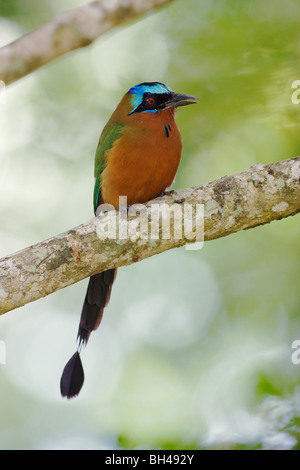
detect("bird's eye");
top-left (146, 96), bottom-right (156, 106)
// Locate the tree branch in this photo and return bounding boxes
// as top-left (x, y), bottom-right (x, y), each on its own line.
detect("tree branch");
top-left (0, 157), bottom-right (299, 315)
top-left (0, 0), bottom-right (173, 86)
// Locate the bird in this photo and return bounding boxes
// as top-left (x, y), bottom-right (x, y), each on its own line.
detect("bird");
top-left (60, 81), bottom-right (198, 398)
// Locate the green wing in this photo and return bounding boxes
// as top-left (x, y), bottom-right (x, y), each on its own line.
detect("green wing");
top-left (93, 123), bottom-right (124, 213)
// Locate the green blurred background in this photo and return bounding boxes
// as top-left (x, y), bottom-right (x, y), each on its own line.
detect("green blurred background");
top-left (0, 0), bottom-right (299, 450)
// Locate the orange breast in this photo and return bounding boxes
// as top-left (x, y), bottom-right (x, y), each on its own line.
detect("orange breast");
top-left (100, 110), bottom-right (182, 209)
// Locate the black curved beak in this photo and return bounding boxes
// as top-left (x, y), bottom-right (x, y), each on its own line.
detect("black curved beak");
top-left (163, 92), bottom-right (198, 109)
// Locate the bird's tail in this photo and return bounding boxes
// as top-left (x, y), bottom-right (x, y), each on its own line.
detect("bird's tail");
top-left (60, 268), bottom-right (117, 399)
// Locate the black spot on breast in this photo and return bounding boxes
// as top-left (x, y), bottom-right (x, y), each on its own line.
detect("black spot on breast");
top-left (164, 125), bottom-right (170, 138)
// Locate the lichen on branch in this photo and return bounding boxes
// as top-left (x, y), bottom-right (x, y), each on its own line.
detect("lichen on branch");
top-left (0, 157), bottom-right (299, 315)
top-left (0, 0), bottom-right (173, 85)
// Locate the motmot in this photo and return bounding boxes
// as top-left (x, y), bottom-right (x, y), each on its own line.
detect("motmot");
top-left (60, 82), bottom-right (198, 398)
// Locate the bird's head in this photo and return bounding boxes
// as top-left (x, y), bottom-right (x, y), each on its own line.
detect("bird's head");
top-left (127, 82), bottom-right (198, 116)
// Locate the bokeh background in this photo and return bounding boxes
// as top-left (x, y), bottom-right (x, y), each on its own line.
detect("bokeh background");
top-left (0, 0), bottom-right (300, 450)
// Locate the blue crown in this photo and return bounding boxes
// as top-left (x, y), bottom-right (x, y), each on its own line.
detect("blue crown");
top-left (128, 82), bottom-right (173, 114)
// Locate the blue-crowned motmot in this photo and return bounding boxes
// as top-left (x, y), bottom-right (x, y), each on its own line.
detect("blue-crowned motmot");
top-left (60, 82), bottom-right (198, 398)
